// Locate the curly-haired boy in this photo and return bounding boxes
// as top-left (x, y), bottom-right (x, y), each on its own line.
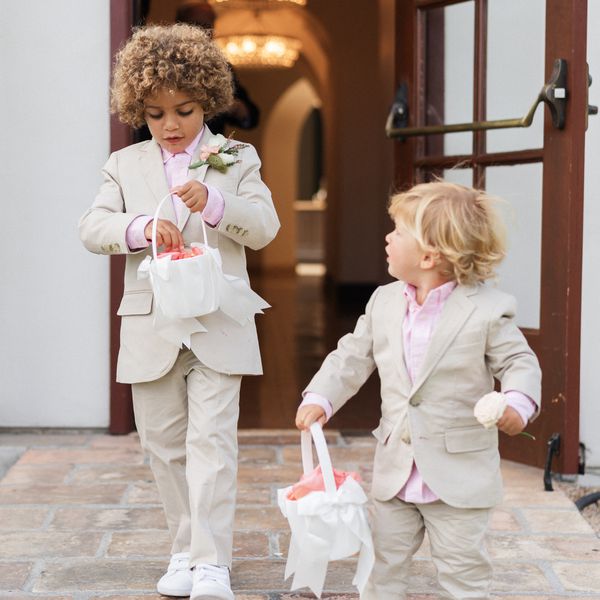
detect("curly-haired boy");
top-left (80, 24), bottom-right (280, 600)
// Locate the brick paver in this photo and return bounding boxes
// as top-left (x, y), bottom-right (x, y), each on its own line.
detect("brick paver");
top-left (0, 430), bottom-right (599, 598)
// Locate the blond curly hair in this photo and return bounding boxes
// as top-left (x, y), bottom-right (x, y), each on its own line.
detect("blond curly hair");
top-left (388, 181), bottom-right (506, 285)
top-left (111, 23), bottom-right (234, 127)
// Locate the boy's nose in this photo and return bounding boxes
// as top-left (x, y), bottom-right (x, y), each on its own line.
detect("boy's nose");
top-left (165, 116), bottom-right (179, 130)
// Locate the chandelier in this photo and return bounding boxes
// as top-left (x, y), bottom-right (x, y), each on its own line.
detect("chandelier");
top-left (209, 0), bottom-right (305, 68)
top-left (215, 34), bottom-right (301, 68)
top-left (209, 0), bottom-right (306, 5)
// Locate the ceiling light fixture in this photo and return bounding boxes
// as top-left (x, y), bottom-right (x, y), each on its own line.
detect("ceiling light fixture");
top-left (208, 0), bottom-right (306, 6)
top-left (215, 34), bottom-right (301, 68)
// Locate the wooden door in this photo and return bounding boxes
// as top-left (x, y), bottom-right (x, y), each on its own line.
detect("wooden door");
top-left (394, 0), bottom-right (588, 473)
top-left (108, 0), bottom-right (136, 434)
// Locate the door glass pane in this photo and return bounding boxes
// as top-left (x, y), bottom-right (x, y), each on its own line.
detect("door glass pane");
top-left (424, 1), bottom-right (474, 156)
top-left (486, 164), bottom-right (543, 329)
top-left (486, 0), bottom-right (545, 153)
top-left (443, 167), bottom-right (473, 187)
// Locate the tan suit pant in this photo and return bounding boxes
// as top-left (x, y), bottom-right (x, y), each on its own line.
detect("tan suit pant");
top-left (132, 349), bottom-right (241, 568)
top-left (362, 497), bottom-right (492, 600)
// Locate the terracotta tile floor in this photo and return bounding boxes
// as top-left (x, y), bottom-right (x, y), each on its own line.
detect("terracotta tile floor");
top-left (1, 429), bottom-right (599, 599)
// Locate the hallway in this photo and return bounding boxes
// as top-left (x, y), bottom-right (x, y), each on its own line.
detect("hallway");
top-left (239, 271), bottom-right (382, 432)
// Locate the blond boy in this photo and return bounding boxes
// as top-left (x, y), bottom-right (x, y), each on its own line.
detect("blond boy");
top-left (296, 182), bottom-right (541, 599)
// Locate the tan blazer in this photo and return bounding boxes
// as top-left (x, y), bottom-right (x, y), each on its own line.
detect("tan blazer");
top-left (305, 281), bottom-right (541, 509)
top-left (79, 126), bottom-right (280, 383)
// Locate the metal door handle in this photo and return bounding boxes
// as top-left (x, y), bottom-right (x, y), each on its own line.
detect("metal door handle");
top-left (386, 58), bottom-right (569, 139)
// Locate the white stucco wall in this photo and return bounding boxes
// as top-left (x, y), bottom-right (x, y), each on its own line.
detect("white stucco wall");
top-left (580, 3), bottom-right (600, 467)
top-left (0, 0), bottom-right (110, 427)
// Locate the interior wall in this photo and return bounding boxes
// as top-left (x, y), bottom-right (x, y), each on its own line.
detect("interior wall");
top-left (226, 64), bottom-right (307, 272)
top-left (0, 0), bottom-right (110, 427)
top-left (308, 0), bottom-right (395, 284)
top-left (261, 79), bottom-right (321, 271)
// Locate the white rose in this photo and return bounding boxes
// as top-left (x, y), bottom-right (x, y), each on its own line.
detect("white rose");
top-left (207, 133), bottom-right (227, 147)
top-left (220, 152), bottom-right (237, 165)
top-left (474, 391), bottom-right (507, 429)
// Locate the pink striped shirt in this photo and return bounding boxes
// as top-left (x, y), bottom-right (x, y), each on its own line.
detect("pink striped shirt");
top-left (302, 281), bottom-right (537, 503)
top-left (125, 128), bottom-right (225, 250)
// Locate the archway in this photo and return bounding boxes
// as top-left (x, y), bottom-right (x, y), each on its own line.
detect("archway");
top-left (260, 77), bottom-right (322, 271)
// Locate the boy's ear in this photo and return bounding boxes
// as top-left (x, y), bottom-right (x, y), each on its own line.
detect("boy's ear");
top-left (420, 249), bottom-right (442, 270)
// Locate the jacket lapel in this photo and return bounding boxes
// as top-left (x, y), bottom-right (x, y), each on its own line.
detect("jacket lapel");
top-left (138, 140), bottom-right (176, 223)
top-left (179, 125), bottom-right (214, 231)
top-left (387, 284), bottom-right (412, 392)
top-left (408, 284), bottom-right (477, 401)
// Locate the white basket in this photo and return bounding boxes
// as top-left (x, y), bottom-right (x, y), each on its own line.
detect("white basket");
top-left (148, 193), bottom-right (221, 319)
top-left (277, 423), bottom-right (374, 598)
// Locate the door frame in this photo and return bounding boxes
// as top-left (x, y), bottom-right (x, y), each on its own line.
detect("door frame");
top-left (109, 0), bottom-right (135, 434)
top-left (394, 0), bottom-right (587, 473)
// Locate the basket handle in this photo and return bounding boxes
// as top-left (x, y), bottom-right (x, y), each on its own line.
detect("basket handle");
top-left (151, 192), bottom-right (209, 260)
top-left (300, 423), bottom-right (336, 495)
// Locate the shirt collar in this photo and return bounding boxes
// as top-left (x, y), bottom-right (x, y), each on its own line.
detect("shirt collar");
top-left (404, 280), bottom-right (457, 311)
top-left (161, 127), bottom-right (204, 164)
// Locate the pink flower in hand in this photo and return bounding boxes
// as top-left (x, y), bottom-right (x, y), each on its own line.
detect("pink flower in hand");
top-left (199, 144), bottom-right (221, 161)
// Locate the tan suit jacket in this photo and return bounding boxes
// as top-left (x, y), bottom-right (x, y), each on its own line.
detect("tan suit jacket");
top-left (305, 281), bottom-right (541, 508)
top-left (79, 127), bottom-right (280, 383)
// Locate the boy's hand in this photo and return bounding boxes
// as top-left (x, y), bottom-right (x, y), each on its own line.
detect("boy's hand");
top-left (144, 219), bottom-right (184, 251)
top-left (497, 406), bottom-right (525, 436)
top-left (295, 404), bottom-right (326, 431)
top-left (172, 180), bottom-right (208, 213)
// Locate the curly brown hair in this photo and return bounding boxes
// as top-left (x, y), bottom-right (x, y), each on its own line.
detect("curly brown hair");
top-left (388, 181), bottom-right (507, 285)
top-left (111, 23), bottom-right (234, 127)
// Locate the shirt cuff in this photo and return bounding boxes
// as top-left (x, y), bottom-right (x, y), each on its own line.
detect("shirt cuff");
top-left (202, 184), bottom-right (225, 227)
top-left (505, 390), bottom-right (537, 427)
top-left (300, 392), bottom-right (333, 421)
top-left (126, 215), bottom-right (153, 251)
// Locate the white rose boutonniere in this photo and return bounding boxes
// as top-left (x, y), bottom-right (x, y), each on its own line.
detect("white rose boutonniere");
top-left (474, 391), bottom-right (507, 429)
top-left (189, 132), bottom-right (248, 174)
top-left (474, 391), bottom-right (536, 439)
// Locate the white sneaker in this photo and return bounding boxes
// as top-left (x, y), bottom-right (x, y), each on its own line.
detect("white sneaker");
top-left (157, 552), bottom-right (193, 597)
top-left (190, 564), bottom-right (234, 600)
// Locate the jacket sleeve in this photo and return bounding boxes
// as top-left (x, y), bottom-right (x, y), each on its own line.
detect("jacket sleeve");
top-left (303, 288), bottom-right (380, 415)
top-left (486, 293), bottom-right (542, 419)
top-left (216, 144), bottom-right (280, 251)
top-left (78, 152), bottom-right (142, 255)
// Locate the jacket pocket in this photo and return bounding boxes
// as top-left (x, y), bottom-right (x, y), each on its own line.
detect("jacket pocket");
top-left (117, 291), bottom-right (153, 316)
top-left (445, 426), bottom-right (495, 454)
top-left (372, 416), bottom-right (395, 445)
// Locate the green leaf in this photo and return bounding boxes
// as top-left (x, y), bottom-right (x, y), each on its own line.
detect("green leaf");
top-left (189, 159), bottom-right (207, 170)
top-left (208, 154), bottom-right (227, 173)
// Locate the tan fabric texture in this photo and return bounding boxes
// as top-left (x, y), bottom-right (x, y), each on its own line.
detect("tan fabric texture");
top-left (362, 498), bottom-right (492, 600)
top-left (79, 126), bottom-right (280, 383)
top-left (305, 281), bottom-right (542, 508)
top-left (132, 350), bottom-right (242, 567)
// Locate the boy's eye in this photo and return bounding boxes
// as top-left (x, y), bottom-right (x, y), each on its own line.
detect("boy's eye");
top-left (146, 112), bottom-right (163, 120)
top-left (177, 109), bottom-right (194, 117)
